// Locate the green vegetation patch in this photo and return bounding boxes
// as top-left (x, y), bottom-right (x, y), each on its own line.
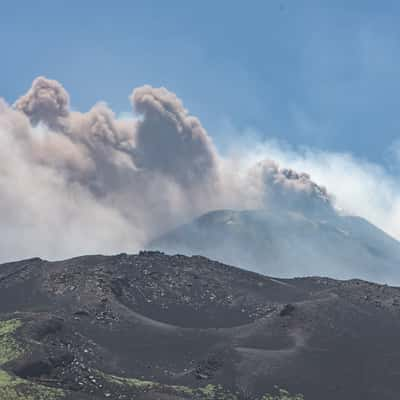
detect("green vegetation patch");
top-left (0, 369), bottom-right (64, 400)
top-left (0, 318), bottom-right (64, 400)
top-left (0, 319), bottom-right (23, 365)
top-left (99, 370), bottom-right (238, 399)
top-left (196, 383), bottom-right (237, 400)
top-left (102, 372), bottom-right (157, 390)
top-left (261, 388), bottom-right (304, 400)
top-left (100, 371), bottom-right (304, 400)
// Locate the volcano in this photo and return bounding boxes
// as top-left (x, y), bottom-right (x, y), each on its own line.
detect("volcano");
top-left (150, 209), bottom-right (400, 284)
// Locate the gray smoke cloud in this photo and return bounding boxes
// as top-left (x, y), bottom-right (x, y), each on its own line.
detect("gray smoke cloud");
top-left (251, 159), bottom-right (333, 216)
top-left (0, 76), bottom-right (336, 263)
top-left (131, 85), bottom-right (218, 186)
top-left (14, 76), bottom-right (70, 130)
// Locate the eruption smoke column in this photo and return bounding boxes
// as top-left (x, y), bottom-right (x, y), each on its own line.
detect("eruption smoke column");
top-left (0, 76), bottom-right (340, 263)
top-left (131, 85), bottom-right (219, 186)
top-left (14, 77), bottom-right (70, 130)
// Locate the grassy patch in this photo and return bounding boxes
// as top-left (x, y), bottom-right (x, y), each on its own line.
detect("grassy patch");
top-left (0, 318), bottom-right (64, 400)
top-left (0, 369), bottom-right (64, 400)
top-left (261, 388), bottom-right (304, 400)
top-left (100, 371), bottom-right (304, 399)
top-left (197, 383), bottom-right (238, 400)
top-left (0, 319), bottom-right (23, 365)
top-left (102, 372), bottom-right (157, 390)
top-left (99, 370), bottom-right (238, 399)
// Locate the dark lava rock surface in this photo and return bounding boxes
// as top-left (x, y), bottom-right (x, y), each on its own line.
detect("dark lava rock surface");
top-left (1, 252), bottom-right (400, 399)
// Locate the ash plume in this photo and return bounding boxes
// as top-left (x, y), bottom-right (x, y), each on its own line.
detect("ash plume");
top-left (131, 85), bottom-right (218, 186)
top-left (0, 76), bottom-right (345, 263)
top-left (252, 159), bottom-right (333, 215)
top-left (14, 76), bottom-right (70, 130)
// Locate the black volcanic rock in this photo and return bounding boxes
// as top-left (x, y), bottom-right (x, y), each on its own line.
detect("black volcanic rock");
top-left (1, 252), bottom-right (400, 399)
top-left (150, 209), bottom-right (400, 284)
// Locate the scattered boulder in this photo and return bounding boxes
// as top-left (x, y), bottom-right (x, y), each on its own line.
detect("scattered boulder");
top-left (279, 304), bottom-right (295, 317)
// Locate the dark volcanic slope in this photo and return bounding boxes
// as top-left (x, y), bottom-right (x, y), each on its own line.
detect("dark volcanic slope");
top-left (150, 209), bottom-right (400, 284)
top-left (1, 252), bottom-right (400, 399)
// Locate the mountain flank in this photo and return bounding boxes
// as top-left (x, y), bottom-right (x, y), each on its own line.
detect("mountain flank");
top-left (0, 252), bottom-right (400, 399)
top-left (150, 209), bottom-right (400, 284)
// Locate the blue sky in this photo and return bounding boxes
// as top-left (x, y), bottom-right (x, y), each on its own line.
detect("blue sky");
top-left (2, 0), bottom-right (400, 166)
